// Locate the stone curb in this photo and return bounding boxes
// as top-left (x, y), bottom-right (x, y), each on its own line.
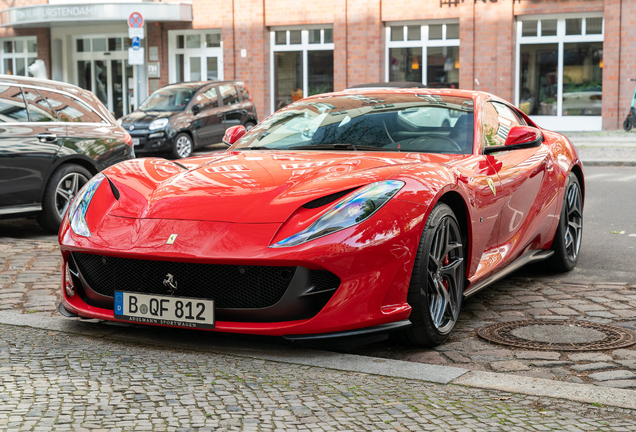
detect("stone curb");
top-left (4, 310), bottom-right (636, 410)
top-left (582, 160), bottom-right (636, 167)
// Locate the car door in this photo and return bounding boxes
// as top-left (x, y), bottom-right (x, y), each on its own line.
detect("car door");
top-left (0, 85), bottom-right (63, 212)
top-left (218, 84), bottom-right (243, 135)
top-left (191, 85), bottom-right (224, 146)
top-left (481, 100), bottom-right (559, 256)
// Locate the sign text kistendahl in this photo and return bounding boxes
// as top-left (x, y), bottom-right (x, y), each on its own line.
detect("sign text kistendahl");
top-left (15, 5), bottom-right (105, 22)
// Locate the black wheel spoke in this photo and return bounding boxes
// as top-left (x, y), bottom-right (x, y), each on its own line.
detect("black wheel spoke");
top-left (424, 213), bottom-right (465, 335)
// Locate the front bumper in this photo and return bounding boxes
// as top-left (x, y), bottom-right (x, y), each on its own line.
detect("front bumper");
top-left (129, 129), bottom-right (171, 154)
top-left (59, 199), bottom-right (426, 336)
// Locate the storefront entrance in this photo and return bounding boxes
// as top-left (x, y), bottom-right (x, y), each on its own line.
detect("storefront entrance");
top-left (73, 35), bottom-right (138, 119)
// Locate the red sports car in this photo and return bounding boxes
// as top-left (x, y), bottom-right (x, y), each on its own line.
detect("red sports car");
top-left (58, 89), bottom-right (584, 346)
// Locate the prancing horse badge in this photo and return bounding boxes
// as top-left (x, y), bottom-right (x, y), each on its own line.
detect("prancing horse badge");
top-left (166, 234), bottom-right (178, 244)
top-left (486, 178), bottom-right (496, 196)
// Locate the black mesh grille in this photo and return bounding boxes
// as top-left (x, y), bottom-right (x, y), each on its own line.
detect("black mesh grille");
top-left (72, 252), bottom-right (296, 309)
top-left (310, 270), bottom-right (341, 292)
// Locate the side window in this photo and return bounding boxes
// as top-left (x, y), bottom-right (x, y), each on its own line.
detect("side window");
top-left (0, 85), bottom-right (29, 122)
top-left (195, 86), bottom-right (219, 110)
top-left (238, 85), bottom-right (250, 102)
top-left (22, 88), bottom-right (58, 122)
top-left (482, 101), bottom-right (522, 149)
top-left (218, 84), bottom-right (239, 106)
top-left (44, 91), bottom-right (105, 123)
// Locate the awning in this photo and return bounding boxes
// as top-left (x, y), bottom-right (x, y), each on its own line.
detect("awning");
top-left (0, 2), bottom-right (193, 27)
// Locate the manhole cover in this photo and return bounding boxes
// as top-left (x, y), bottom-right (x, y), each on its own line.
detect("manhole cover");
top-left (477, 320), bottom-right (636, 351)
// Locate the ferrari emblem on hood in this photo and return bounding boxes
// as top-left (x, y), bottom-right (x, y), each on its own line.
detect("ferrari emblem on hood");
top-left (486, 178), bottom-right (496, 196)
top-left (166, 234), bottom-right (178, 244)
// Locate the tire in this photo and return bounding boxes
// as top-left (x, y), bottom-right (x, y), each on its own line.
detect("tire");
top-left (623, 118), bottom-right (633, 132)
top-left (37, 164), bottom-right (92, 234)
top-left (545, 172), bottom-right (583, 272)
top-left (170, 133), bottom-right (193, 159)
top-left (244, 121), bottom-right (256, 132)
top-left (395, 203), bottom-right (466, 347)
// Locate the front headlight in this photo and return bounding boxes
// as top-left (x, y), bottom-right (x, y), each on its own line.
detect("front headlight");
top-left (271, 180), bottom-right (405, 248)
top-left (149, 118), bottom-right (169, 131)
top-left (68, 173), bottom-right (105, 237)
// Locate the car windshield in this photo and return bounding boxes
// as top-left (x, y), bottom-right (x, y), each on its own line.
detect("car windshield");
top-left (139, 87), bottom-right (195, 112)
top-left (233, 93), bottom-right (475, 154)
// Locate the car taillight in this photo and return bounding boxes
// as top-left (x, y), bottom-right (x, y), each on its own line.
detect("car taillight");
top-left (245, 85), bottom-right (252, 101)
top-left (123, 132), bottom-right (133, 147)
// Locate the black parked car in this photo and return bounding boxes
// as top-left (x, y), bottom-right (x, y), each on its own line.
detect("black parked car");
top-left (119, 80), bottom-right (258, 159)
top-left (0, 75), bottom-right (134, 233)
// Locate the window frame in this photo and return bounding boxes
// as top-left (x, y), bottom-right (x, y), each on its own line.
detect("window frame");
top-left (168, 29), bottom-right (224, 84)
top-left (385, 21), bottom-right (460, 86)
top-left (269, 27), bottom-right (335, 114)
top-left (0, 36), bottom-right (37, 78)
top-left (515, 13), bottom-right (604, 130)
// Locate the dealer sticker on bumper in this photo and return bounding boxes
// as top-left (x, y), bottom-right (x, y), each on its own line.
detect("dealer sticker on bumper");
top-left (114, 291), bottom-right (215, 329)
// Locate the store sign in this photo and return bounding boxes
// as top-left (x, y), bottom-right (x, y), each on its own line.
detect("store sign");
top-left (13, 5), bottom-right (105, 23)
top-left (147, 62), bottom-right (160, 78)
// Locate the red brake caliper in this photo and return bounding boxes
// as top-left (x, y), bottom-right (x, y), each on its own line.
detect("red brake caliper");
top-left (442, 254), bottom-right (450, 290)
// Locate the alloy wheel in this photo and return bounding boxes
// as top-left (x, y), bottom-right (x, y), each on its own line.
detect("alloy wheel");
top-left (426, 216), bottom-right (464, 335)
top-left (55, 172), bottom-right (88, 219)
top-left (176, 135), bottom-right (192, 158)
top-left (564, 181), bottom-right (583, 261)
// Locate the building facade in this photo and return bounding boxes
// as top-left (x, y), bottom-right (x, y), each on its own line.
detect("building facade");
top-left (0, 0), bottom-right (633, 131)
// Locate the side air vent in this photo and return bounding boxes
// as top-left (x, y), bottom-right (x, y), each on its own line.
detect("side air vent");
top-left (302, 187), bottom-right (358, 209)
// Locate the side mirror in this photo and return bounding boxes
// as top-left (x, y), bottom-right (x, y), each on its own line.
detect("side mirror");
top-left (222, 125), bottom-right (246, 146)
top-left (192, 104), bottom-right (201, 115)
top-left (484, 125), bottom-right (543, 154)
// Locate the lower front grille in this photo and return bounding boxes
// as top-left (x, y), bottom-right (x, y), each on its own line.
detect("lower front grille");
top-left (72, 252), bottom-right (296, 309)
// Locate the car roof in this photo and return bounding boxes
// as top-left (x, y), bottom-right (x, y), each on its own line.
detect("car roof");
top-left (0, 74), bottom-right (87, 94)
top-left (345, 81), bottom-right (427, 90)
top-left (160, 80), bottom-right (246, 91)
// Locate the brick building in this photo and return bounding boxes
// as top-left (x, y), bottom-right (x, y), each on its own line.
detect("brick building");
top-left (0, 0), bottom-right (633, 131)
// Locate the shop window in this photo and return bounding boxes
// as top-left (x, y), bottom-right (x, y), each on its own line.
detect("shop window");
top-left (562, 42), bottom-right (603, 116)
top-left (566, 19), bottom-right (582, 36)
top-left (1, 37), bottom-right (37, 77)
top-left (206, 34), bottom-right (221, 48)
top-left (541, 20), bottom-right (557, 36)
top-left (271, 28), bottom-right (334, 112)
top-left (386, 22), bottom-right (459, 87)
top-left (389, 48), bottom-right (422, 83)
top-left (522, 20), bottom-right (538, 37)
top-left (517, 16), bottom-right (603, 120)
top-left (92, 38), bottom-right (106, 52)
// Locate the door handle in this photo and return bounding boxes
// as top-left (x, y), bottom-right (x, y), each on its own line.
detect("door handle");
top-left (37, 133), bottom-right (57, 143)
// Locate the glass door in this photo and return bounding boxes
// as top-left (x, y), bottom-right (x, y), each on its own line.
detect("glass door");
top-left (74, 36), bottom-right (137, 119)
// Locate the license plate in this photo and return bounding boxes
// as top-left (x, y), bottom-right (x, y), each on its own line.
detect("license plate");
top-left (114, 292), bottom-right (214, 329)
top-left (132, 138), bottom-right (140, 146)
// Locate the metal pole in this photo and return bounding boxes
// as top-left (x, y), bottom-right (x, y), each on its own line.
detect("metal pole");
top-left (136, 65), bottom-right (140, 110)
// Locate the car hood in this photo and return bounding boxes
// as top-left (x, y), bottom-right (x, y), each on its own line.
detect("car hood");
top-left (120, 110), bottom-right (177, 128)
top-left (102, 151), bottom-right (457, 223)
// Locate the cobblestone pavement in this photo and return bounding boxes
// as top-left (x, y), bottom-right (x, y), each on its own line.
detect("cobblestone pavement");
top-left (3, 324), bottom-right (636, 431)
top-left (3, 234), bottom-right (636, 392)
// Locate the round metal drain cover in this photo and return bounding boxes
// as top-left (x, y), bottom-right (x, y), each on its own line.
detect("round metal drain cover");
top-left (477, 320), bottom-right (636, 351)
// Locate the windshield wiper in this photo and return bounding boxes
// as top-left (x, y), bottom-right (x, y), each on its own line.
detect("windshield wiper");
top-left (287, 143), bottom-right (396, 152)
top-left (240, 146), bottom-right (273, 150)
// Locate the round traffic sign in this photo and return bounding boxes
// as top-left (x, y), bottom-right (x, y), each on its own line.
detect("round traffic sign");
top-left (128, 12), bottom-right (144, 28)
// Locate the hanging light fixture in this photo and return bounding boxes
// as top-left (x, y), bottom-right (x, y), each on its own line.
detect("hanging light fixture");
top-left (411, 56), bottom-right (419, 70)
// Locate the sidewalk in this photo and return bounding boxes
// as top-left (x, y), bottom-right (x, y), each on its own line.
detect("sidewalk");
top-left (563, 131), bottom-right (636, 166)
